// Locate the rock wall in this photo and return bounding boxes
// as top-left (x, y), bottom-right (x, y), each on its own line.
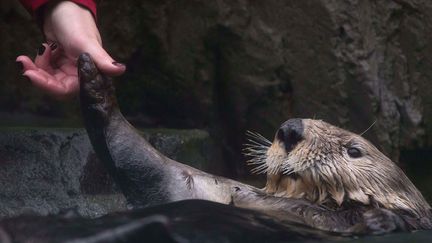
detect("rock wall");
top-left (98, 0), bottom-right (432, 164)
top-left (0, 128), bottom-right (223, 218)
top-left (1, 0), bottom-right (432, 174)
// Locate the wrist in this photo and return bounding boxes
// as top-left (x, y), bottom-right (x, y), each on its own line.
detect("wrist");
top-left (43, 1), bottom-right (100, 44)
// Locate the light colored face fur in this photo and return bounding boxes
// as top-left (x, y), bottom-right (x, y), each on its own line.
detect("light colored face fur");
top-left (245, 119), bottom-right (431, 217)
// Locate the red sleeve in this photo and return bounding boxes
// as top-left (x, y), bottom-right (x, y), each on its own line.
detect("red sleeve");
top-left (19, 0), bottom-right (97, 19)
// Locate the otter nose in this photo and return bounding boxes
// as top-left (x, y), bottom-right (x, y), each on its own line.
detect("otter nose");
top-left (276, 119), bottom-right (303, 152)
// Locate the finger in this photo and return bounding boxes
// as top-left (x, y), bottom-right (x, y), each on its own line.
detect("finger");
top-left (35, 43), bottom-right (54, 72)
top-left (23, 69), bottom-right (56, 90)
top-left (23, 69), bottom-right (79, 99)
top-left (48, 42), bottom-right (62, 63)
top-left (85, 44), bottom-right (126, 76)
top-left (16, 55), bottom-right (38, 72)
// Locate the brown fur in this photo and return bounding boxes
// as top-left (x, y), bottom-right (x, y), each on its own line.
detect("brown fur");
top-left (247, 119), bottom-right (431, 224)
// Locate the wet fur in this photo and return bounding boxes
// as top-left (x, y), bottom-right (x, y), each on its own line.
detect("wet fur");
top-left (78, 53), bottom-right (431, 234)
top-left (246, 119), bottom-right (432, 230)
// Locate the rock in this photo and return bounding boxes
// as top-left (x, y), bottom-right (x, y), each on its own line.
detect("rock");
top-left (2, 0), bottom-right (432, 173)
top-left (97, 0), bottom-right (432, 165)
top-left (141, 129), bottom-right (225, 174)
top-left (0, 127), bottom-right (223, 218)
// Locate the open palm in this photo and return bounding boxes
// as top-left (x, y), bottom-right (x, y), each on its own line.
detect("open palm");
top-left (16, 1), bottom-right (125, 100)
top-left (17, 44), bottom-right (80, 99)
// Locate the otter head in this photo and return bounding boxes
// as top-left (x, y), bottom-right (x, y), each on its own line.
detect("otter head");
top-left (245, 118), bottom-right (431, 218)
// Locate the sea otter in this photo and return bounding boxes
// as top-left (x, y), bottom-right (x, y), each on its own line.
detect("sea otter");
top-left (78, 53), bottom-right (432, 235)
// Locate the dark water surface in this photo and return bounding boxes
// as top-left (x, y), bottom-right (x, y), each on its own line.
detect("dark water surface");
top-left (351, 231), bottom-right (432, 243)
top-left (1, 199), bottom-right (431, 243)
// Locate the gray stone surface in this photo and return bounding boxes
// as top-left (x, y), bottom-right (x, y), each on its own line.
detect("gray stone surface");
top-left (0, 127), bottom-right (223, 218)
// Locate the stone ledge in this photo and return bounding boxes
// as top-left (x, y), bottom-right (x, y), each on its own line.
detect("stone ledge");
top-left (0, 128), bottom-right (223, 218)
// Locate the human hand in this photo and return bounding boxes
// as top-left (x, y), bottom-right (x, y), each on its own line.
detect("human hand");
top-left (16, 1), bottom-right (125, 100)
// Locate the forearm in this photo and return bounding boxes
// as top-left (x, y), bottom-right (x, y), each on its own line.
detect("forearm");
top-left (19, 0), bottom-right (97, 19)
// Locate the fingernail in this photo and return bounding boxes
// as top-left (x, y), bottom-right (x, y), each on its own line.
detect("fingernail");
top-left (49, 43), bottom-right (57, 50)
top-left (112, 61), bottom-right (125, 67)
top-left (38, 45), bottom-right (46, 55)
top-left (16, 61), bottom-right (23, 71)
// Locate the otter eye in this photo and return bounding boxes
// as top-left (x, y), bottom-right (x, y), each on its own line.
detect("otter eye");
top-left (347, 147), bottom-right (362, 158)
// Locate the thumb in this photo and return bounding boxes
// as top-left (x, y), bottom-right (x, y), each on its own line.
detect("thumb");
top-left (84, 43), bottom-right (126, 76)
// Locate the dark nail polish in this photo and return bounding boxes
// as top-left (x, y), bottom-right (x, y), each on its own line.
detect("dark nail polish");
top-left (112, 61), bottom-right (125, 67)
top-left (38, 45), bottom-right (46, 55)
top-left (16, 61), bottom-right (23, 71)
top-left (49, 43), bottom-right (57, 50)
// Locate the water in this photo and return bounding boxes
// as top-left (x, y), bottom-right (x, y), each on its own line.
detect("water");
top-left (1, 199), bottom-right (431, 242)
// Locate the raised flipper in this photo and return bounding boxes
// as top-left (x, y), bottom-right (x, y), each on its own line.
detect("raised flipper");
top-left (78, 53), bottom-right (258, 207)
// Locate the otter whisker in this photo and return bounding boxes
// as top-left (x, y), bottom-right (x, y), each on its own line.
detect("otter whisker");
top-left (247, 157), bottom-right (268, 174)
top-left (243, 143), bottom-right (270, 153)
top-left (281, 155), bottom-right (303, 176)
top-left (243, 147), bottom-right (268, 158)
top-left (267, 165), bottom-right (283, 175)
top-left (245, 154), bottom-right (266, 159)
top-left (243, 131), bottom-right (271, 175)
top-left (243, 144), bottom-right (269, 153)
top-left (244, 154), bottom-right (266, 160)
top-left (282, 167), bottom-right (294, 175)
top-left (359, 120), bottom-right (376, 136)
top-left (250, 164), bottom-right (268, 174)
top-left (244, 141), bottom-right (269, 146)
top-left (245, 156), bottom-right (266, 163)
top-left (246, 157), bottom-right (267, 164)
top-left (245, 131), bottom-right (272, 146)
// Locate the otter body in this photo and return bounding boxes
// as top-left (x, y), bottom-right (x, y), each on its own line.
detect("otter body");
top-left (78, 53), bottom-right (431, 234)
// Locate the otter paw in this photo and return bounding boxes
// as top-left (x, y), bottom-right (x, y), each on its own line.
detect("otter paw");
top-left (78, 53), bottom-right (115, 103)
top-left (231, 186), bottom-right (267, 208)
top-left (362, 208), bottom-right (406, 234)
